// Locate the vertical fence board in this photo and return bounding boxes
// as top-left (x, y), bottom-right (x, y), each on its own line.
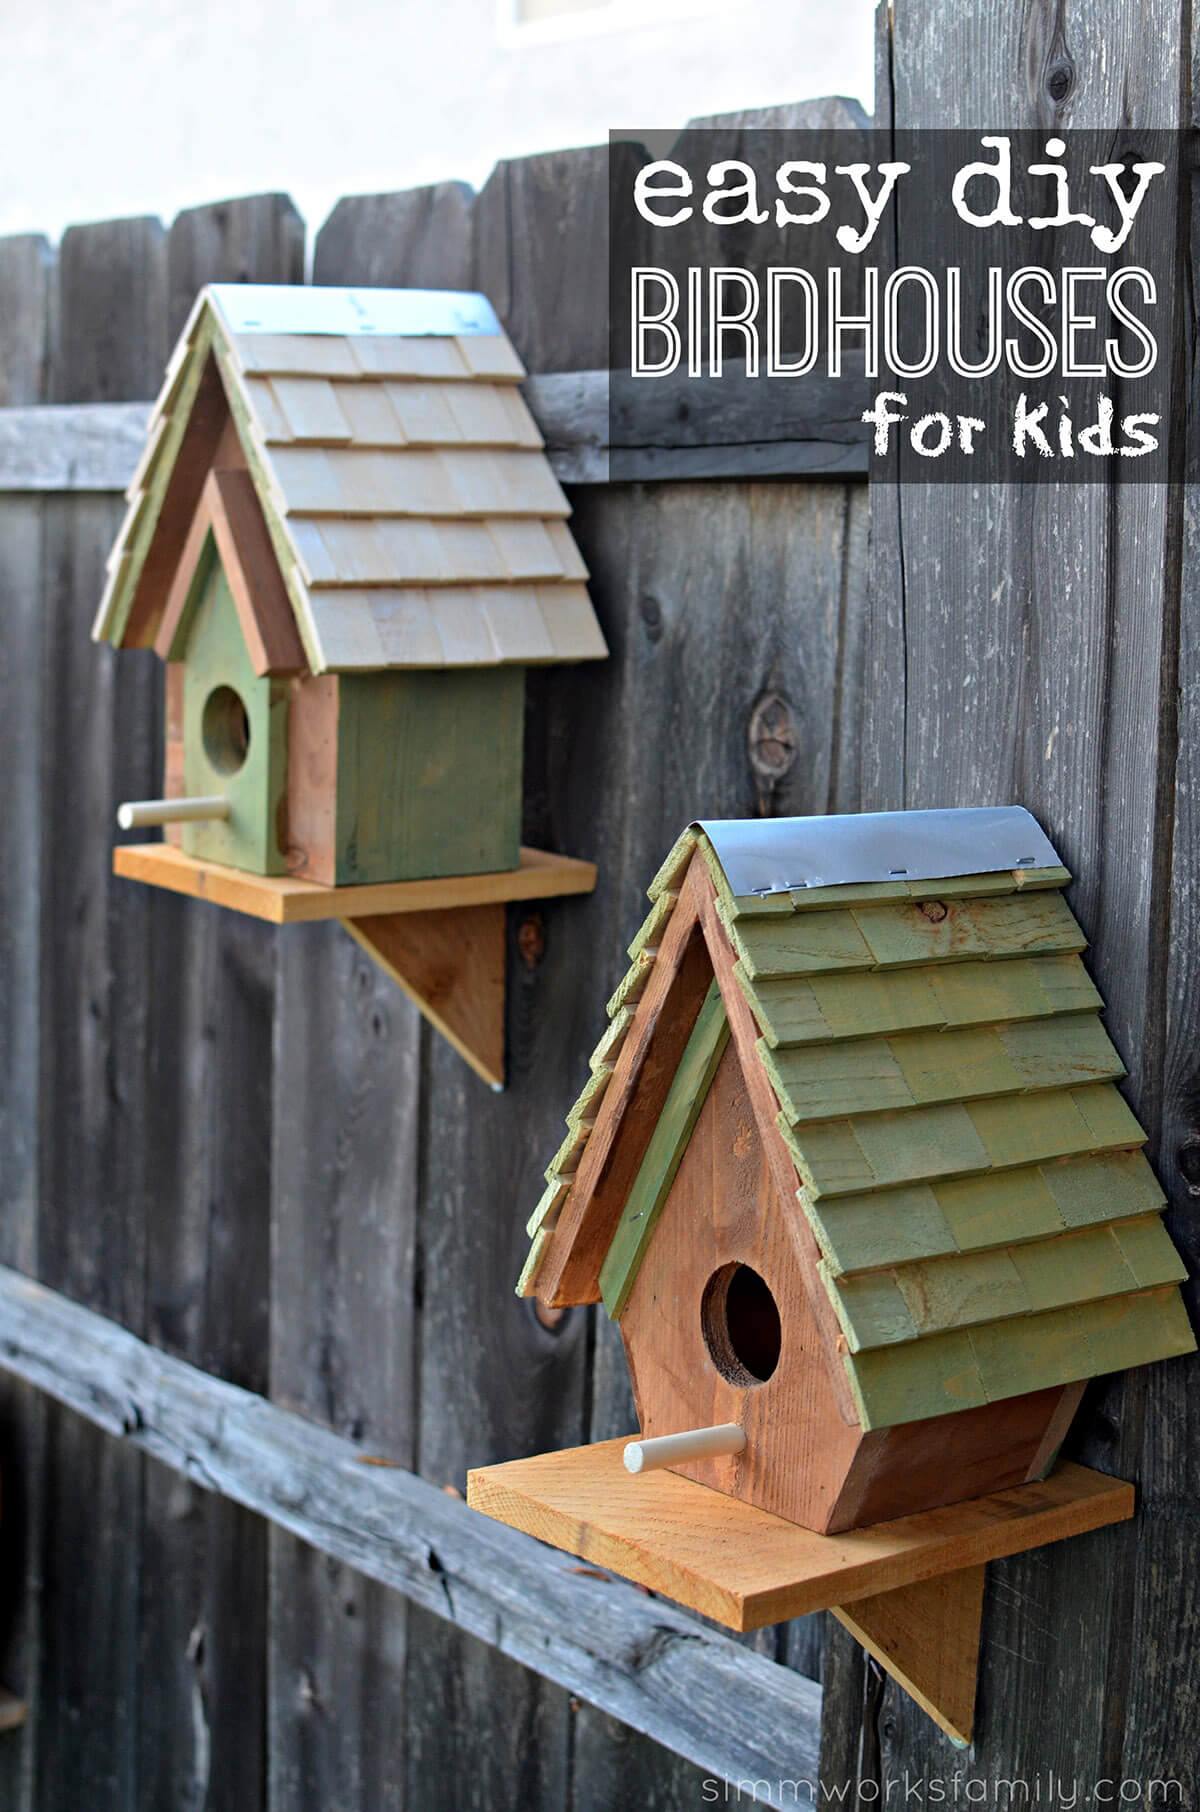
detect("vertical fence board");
top-left (474, 146), bottom-right (613, 372)
top-left (390, 147), bottom-right (610, 1810)
top-left (167, 192), bottom-right (305, 339)
top-left (266, 193), bottom-right (461, 1812)
top-left (313, 184), bottom-right (475, 289)
top-left (36, 213), bottom-right (162, 1811)
top-left (35, 493), bottom-right (156, 1811)
top-left (1121, 18), bottom-right (1200, 1782)
top-left (129, 190), bottom-right (304, 1812)
top-left (836, 0), bottom-right (1194, 1796)
top-left (267, 928), bottom-right (421, 1812)
top-left (0, 235), bottom-right (53, 1804)
top-left (0, 235), bottom-right (52, 406)
top-left (541, 476), bottom-right (864, 1805)
top-left (51, 216), bottom-right (167, 403)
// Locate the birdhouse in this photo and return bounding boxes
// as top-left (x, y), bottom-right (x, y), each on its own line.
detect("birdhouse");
top-left (93, 283), bottom-right (606, 1085)
top-left (470, 810), bottom-right (1195, 1741)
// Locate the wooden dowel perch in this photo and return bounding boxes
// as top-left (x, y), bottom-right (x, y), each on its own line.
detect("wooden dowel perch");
top-left (116, 796), bottom-right (230, 830)
top-left (623, 1424), bottom-right (745, 1474)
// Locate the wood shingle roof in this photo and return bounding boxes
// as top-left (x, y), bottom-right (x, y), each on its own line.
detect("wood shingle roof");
top-left (521, 816), bottom-right (1194, 1432)
top-left (93, 284), bottom-right (605, 674)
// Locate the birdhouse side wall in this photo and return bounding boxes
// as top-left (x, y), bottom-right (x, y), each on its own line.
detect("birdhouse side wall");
top-left (307, 665), bottom-right (525, 886)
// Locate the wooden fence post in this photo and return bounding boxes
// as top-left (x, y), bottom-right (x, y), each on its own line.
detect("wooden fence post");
top-left (824, 0), bottom-right (1196, 1792)
top-left (0, 227), bottom-right (55, 1812)
top-left (132, 192), bottom-right (305, 1812)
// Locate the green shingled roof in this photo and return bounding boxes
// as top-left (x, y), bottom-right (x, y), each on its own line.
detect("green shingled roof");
top-left (519, 822), bottom-right (1195, 1430)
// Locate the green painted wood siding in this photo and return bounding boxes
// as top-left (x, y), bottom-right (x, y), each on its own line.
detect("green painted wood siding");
top-left (333, 666), bottom-right (523, 883)
top-left (597, 980), bottom-right (730, 1317)
top-left (181, 556), bottom-right (288, 875)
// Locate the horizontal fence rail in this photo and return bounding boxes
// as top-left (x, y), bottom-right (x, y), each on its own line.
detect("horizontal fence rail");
top-left (0, 1263), bottom-right (821, 1808)
top-left (0, 370), bottom-right (870, 494)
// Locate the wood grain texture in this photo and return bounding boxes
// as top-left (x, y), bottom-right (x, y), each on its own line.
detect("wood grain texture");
top-left (598, 978), bottom-right (729, 1312)
top-left (837, 0), bottom-right (1198, 1788)
top-left (203, 467), bottom-right (307, 675)
top-left (313, 184), bottom-right (475, 291)
top-left (534, 895), bottom-right (716, 1306)
top-left (0, 235), bottom-right (52, 406)
top-left (468, 1440), bottom-right (1132, 1630)
top-left (831, 1565), bottom-right (984, 1746)
top-left (0, 248), bottom-right (49, 1812)
top-left (51, 216), bottom-right (168, 404)
top-left (35, 487), bottom-right (155, 1812)
top-left (131, 186), bottom-right (297, 1812)
top-left (474, 146), bottom-right (613, 373)
top-left (167, 193), bottom-right (304, 341)
top-left (346, 902), bottom-right (506, 1087)
top-left (0, 400), bottom-right (150, 491)
top-left (113, 839), bottom-right (594, 920)
top-left (521, 468), bottom-right (869, 1765)
top-left (617, 1037), bottom-right (864, 1531)
top-left (333, 666), bottom-right (523, 883)
top-left (268, 923), bottom-right (421, 1812)
top-left (6, 144), bottom-right (874, 1806)
top-left (0, 374), bottom-right (867, 491)
top-left (0, 1264), bottom-right (823, 1808)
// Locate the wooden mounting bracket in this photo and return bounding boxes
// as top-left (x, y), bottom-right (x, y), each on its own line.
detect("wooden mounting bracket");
top-left (830, 1565), bottom-right (984, 1747)
top-left (345, 902), bottom-right (506, 1088)
top-left (113, 842), bottom-right (597, 1088)
top-left (467, 1438), bottom-right (1135, 1748)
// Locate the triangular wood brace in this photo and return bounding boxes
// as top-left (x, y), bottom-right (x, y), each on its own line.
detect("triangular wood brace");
top-left (344, 902), bottom-right (506, 1088)
top-left (831, 1564), bottom-right (986, 1746)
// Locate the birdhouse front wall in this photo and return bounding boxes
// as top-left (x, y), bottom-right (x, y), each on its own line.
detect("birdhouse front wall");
top-left (180, 554), bottom-right (288, 874)
top-left (161, 531), bottom-right (526, 884)
top-left (617, 1035), bottom-right (863, 1532)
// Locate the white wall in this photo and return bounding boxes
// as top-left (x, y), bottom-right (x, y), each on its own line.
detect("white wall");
top-left (3, 0), bottom-right (874, 242)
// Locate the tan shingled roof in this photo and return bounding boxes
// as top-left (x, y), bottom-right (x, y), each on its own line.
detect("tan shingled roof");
top-left (93, 284), bottom-right (605, 674)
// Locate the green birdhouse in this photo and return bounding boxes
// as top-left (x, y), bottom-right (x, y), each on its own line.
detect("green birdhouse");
top-left (94, 283), bottom-right (605, 885)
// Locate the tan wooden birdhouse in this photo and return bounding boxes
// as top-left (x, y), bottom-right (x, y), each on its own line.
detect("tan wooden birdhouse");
top-left (93, 283), bottom-right (605, 885)
top-left (470, 810), bottom-right (1194, 1740)
top-left (481, 808), bottom-right (1193, 1516)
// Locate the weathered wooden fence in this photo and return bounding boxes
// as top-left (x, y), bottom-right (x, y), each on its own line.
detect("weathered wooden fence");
top-left (0, 105), bottom-right (867, 1810)
top-left (2, 2), bottom-right (1199, 1805)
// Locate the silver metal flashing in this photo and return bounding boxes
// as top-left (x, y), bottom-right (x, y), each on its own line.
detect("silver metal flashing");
top-left (206, 284), bottom-right (502, 339)
top-left (691, 807), bottom-right (1061, 897)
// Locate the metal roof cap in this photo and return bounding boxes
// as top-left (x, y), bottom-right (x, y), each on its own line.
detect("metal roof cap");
top-left (691, 807), bottom-right (1062, 897)
top-left (206, 284), bottom-right (502, 338)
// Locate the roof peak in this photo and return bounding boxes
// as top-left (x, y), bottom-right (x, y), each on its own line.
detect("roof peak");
top-left (692, 807), bottom-right (1061, 897)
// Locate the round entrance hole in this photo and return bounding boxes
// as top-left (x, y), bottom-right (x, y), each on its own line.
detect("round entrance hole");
top-left (202, 685), bottom-right (251, 775)
top-left (701, 1263), bottom-right (782, 1387)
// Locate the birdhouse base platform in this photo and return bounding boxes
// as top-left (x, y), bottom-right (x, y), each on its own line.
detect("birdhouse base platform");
top-left (467, 1438), bottom-right (1134, 1745)
top-left (113, 842), bottom-right (597, 1088)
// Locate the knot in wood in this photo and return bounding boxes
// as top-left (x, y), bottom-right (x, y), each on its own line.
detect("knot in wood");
top-left (1177, 1137), bottom-right (1200, 1196)
top-left (639, 592), bottom-right (663, 643)
top-left (518, 911), bottom-right (545, 969)
top-left (918, 899), bottom-right (948, 923)
top-left (747, 692), bottom-right (798, 783)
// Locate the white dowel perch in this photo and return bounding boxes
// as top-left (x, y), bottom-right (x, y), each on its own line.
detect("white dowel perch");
top-left (623, 1423), bottom-right (745, 1475)
top-left (117, 796), bottom-right (230, 830)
